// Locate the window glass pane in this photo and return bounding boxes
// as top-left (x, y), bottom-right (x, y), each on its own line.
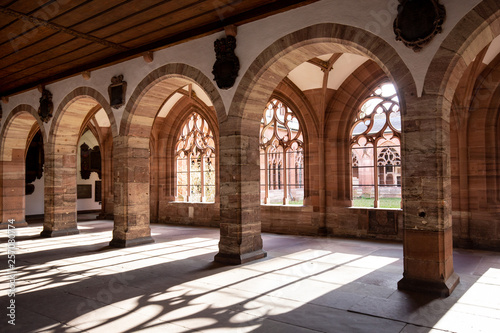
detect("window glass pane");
top-left (176, 158), bottom-right (188, 201)
top-left (260, 99), bottom-right (304, 205)
top-left (389, 110), bottom-right (401, 131)
top-left (360, 97), bottom-right (383, 117)
top-left (178, 157), bottom-right (187, 172)
top-left (175, 112), bottom-right (216, 203)
top-left (352, 186), bottom-right (375, 208)
top-left (268, 146), bottom-right (283, 204)
top-left (286, 148), bottom-right (304, 205)
top-left (352, 121), bottom-right (368, 135)
top-left (377, 142), bottom-right (401, 208)
top-left (190, 156), bottom-right (202, 202)
top-left (260, 167), bottom-right (267, 204)
top-left (368, 113), bottom-right (386, 134)
top-left (204, 186), bottom-right (215, 203)
top-left (177, 185), bottom-right (188, 202)
top-left (203, 157), bottom-right (215, 186)
top-left (260, 184), bottom-right (267, 204)
top-left (351, 82), bottom-right (401, 208)
top-left (190, 186), bottom-right (202, 202)
top-left (203, 156), bottom-right (216, 203)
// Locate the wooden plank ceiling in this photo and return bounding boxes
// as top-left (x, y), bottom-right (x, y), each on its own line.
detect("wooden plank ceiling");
top-left (0, 0), bottom-right (317, 97)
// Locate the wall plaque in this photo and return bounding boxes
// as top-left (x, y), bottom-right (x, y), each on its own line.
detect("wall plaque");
top-left (77, 184), bottom-right (92, 199)
top-left (108, 75), bottom-right (127, 109)
top-left (38, 89), bottom-right (53, 122)
top-left (212, 35), bottom-right (239, 89)
top-left (393, 0), bottom-right (446, 52)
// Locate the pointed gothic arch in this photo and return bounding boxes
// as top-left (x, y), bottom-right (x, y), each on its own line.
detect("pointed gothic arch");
top-left (42, 87), bottom-right (115, 237)
top-left (0, 104), bottom-right (45, 228)
top-left (215, 23), bottom-right (415, 264)
top-left (112, 63), bottom-right (224, 247)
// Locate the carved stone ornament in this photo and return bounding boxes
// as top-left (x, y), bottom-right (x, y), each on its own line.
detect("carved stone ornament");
top-left (212, 35), bottom-right (240, 89)
top-left (108, 75), bottom-right (127, 109)
top-left (38, 89), bottom-right (53, 123)
top-left (393, 0), bottom-right (446, 52)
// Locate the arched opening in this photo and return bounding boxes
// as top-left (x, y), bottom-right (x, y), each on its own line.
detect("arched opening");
top-left (350, 82), bottom-right (401, 209)
top-left (398, 0), bottom-right (500, 295)
top-left (260, 98), bottom-right (304, 206)
top-left (24, 126), bottom-right (44, 219)
top-left (215, 23), bottom-right (414, 264)
top-left (0, 105), bottom-right (44, 228)
top-left (150, 84), bottom-right (220, 227)
top-left (449, 40), bottom-right (500, 250)
top-left (114, 64), bottom-right (223, 247)
top-left (41, 89), bottom-right (116, 238)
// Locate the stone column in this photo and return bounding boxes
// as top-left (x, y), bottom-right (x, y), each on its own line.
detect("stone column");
top-left (109, 136), bottom-right (154, 247)
top-left (41, 145), bottom-right (79, 237)
top-left (214, 118), bottom-right (267, 264)
top-left (398, 94), bottom-right (460, 296)
top-left (0, 152), bottom-right (28, 229)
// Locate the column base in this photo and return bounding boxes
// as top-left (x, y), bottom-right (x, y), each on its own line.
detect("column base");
top-left (0, 220), bottom-right (28, 229)
top-left (455, 237), bottom-right (474, 249)
top-left (40, 228), bottom-right (80, 237)
top-left (317, 227), bottom-right (329, 236)
top-left (398, 272), bottom-right (460, 297)
top-left (214, 249), bottom-right (267, 265)
top-left (109, 236), bottom-right (155, 248)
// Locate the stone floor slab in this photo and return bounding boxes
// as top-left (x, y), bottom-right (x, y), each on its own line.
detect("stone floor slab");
top-left (2, 220), bottom-right (500, 333)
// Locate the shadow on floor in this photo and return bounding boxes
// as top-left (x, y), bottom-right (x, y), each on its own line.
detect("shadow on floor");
top-left (1, 221), bottom-right (499, 332)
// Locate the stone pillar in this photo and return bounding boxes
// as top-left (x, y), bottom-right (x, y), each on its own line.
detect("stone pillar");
top-left (398, 94), bottom-right (460, 296)
top-left (214, 119), bottom-right (267, 264)
top-left (109, 136), bottom-right (154, 247)
top-left (0, 152), bottom-right (28, 229)
top-left (41, 145), bottom-right (79, 237)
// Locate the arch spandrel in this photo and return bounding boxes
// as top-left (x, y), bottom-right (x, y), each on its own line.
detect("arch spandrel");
top-left (120, 64), bottom-right (225, 138)
top-left (49, 87), bottom-right (118, 146)
top-left (425, 1), bottom-right (500, 102)
top-left (0, 105), bottom-right (45, 162)
top-left (228, 23), bottom-right (416, 130)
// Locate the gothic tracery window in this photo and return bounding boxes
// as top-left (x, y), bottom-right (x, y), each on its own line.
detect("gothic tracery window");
top-left (351, 82), bottom-right (401, 208)
top-left (260, 99), bottom-right (304, 205)
top-left (175, 112), bottom-right (215, 203)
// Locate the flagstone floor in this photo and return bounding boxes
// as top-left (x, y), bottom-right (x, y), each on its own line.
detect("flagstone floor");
top-left (1, 219), bottom-right (499, 332)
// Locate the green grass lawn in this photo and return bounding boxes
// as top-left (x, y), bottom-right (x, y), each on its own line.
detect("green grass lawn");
top-left (352, 197), bottom-right (401, 208)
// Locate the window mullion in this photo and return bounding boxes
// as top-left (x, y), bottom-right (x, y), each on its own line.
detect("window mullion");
top-left (373, 144), bottom-right (379, 208)
top-left (201, 155), bottom-right (205, 202)
top-left (186, 153), bottom-right (191, 202)
top-left (264, 149), bottom-right (269, 204)
top-left (283, 148), bottom-right (288, 205)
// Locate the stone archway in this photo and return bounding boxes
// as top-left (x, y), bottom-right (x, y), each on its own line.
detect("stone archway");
top-left (42, 87), bottom-right (116, 237)
top-left (111, 64), bottom-right (224, 247)
top-left (215, 23), bottom-right (415, 265)
top-left (395, 0), bottom-right (500, 295)
top-left (0, 105), bottom-right (45, 229)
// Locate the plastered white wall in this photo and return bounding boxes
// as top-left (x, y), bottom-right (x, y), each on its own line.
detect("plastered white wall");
top-left (25, 176), bottom-right (44, 216)
top-left (0, 0), bottom-right (482, 130)
top-left (76, 130), bottom-right (102, 212)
